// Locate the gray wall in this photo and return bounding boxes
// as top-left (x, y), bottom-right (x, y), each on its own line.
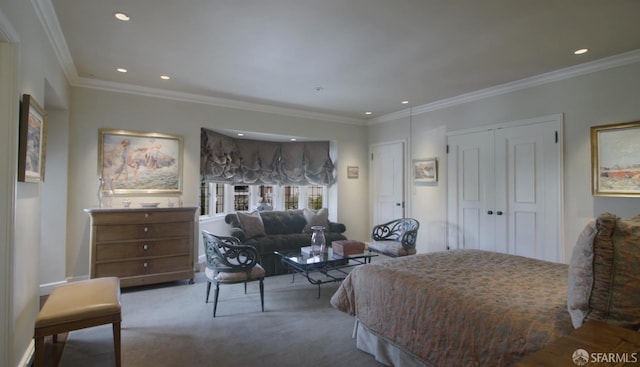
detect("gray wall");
top-left (369, 60), bottom-right (640, 262)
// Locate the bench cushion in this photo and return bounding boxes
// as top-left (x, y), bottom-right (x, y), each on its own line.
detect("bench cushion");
top-left (36, 277), bottom-right (121, 329)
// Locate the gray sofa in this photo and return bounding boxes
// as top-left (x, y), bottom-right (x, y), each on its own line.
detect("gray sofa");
top-left (224, 209), bottom-right (347, 276)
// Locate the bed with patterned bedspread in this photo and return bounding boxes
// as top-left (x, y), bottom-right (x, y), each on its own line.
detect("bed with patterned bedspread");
top-left (330, 249), bottom-right (574, 367)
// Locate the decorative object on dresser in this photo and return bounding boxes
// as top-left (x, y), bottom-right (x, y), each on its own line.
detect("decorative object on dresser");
top-left (84, 207), bottom-right (198, 287)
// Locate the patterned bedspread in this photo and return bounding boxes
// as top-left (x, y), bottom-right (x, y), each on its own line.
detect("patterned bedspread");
top-left (330, 250), bottom-right (573, 366)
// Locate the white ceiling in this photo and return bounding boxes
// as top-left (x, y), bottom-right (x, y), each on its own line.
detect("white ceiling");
top-left (43, 0), bottom-right (640, 123)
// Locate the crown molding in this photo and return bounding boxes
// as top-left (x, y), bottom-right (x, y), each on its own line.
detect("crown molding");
top-left (77, 77), bottom-right (366, 125)
top-left (0, 7), bottom-right (19, 42)
top-left (371, 48), bottom-right (640, 124)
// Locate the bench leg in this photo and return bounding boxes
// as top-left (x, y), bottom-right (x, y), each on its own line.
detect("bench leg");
top-left (113, 321), bottom-right (121, 367)
top-left (33, 336), bottom-right (44, 367)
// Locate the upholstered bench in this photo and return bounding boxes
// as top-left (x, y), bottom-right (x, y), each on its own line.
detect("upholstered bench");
top-left (33, 277), bottom-right (122, 367)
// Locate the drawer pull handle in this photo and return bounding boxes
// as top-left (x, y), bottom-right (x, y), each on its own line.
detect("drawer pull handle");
top-left (143, 262), bottom-right (148, 268)
top-left (144, 227), bottom-right (149, 233)
top-left (143, 244), bottom-right (149, 250)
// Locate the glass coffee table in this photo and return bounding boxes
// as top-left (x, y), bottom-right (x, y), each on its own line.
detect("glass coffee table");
top-left (275, 247), bottom-right (377, 298)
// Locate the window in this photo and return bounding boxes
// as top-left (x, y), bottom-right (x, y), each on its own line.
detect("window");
top-left (214, 183), bottom-right (225, 214)
top-left (284, 186), bottom-right (299, 209)
top-left (233, 185), bottom-right (249, 211)
top-left (200, 183), bottom-right (327, 216)
top-left (307, 185), bottom-right (324, 209)
top-left (199, 182), bottom-right (210, 216)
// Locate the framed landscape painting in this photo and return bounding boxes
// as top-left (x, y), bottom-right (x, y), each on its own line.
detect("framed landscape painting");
top-left (414, 157), bottom-right (437, 184)
top-left (18, 94), bottom-right (47, 182)
top-left (591, 121), bottom-right (640, 197)
top-left (99, 129), bottom-right (183, 194)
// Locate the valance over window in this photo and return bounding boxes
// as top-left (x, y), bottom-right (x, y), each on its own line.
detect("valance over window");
top-left (200, 128), bottom-right (335, 186)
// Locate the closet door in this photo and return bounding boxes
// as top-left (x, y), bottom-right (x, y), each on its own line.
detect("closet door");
top-left (447, 130), bottom-right (498, 252)
top-left (495, 121), bottom-right (561, 262)
top-left (448, 117), bottom-right (562, 262)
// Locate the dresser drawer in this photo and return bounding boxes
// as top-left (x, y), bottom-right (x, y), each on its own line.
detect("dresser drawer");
top-left (95, 238), bottom-right (191, 261)
top-left (95, 221), bottom-right (192, 241)
top-left (94, 255), bottom-right (192, 278)
top-left (91, 209), bottom-right (195, 225)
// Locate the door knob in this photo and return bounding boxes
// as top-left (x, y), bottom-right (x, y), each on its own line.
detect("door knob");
top-left (496, 211), bottom-right (503, 215)
top-left (487, 210), bottom-right (493, 215)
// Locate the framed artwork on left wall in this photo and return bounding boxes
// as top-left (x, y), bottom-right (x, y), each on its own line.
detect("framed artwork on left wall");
top-left (99, 129), bottom-right (184, 194)
top-left (18, 94), bottom-right (48, 182)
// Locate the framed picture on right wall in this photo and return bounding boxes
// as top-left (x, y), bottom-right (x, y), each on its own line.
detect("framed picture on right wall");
top-left (591, 120), bottom-right (640, 197)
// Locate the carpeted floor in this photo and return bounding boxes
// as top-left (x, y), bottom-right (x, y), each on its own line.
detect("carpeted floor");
top-left (58, 271), bottom-right (385, 367)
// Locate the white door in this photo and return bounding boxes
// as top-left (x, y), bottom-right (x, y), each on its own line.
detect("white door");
top-left (448, 117), bottom-right (562, 262)
top-left (495, 121), bottom-right (562, 262)
top-left (447, 130), bottom-right (498, 251)
top-left (371, 142), bottom-right (404, 226)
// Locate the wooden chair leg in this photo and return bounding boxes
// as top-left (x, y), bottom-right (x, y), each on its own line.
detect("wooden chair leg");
top-left (113, 321), bottom-right (121, 367)
top-left (259, 279), bottom-right (264, 312)
top-left (33, 336), bottom-right (44, 367)
top-left (213, 283), bottom-right (220, 318)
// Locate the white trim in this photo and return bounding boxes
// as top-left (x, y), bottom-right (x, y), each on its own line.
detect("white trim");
top-left (32, 0), bottom-right (77, 83)
top-left (372, 49), bottom-right (640, 124)
top-left (17, 341), bottom-right (34, 367)
top-left (446, 113), bottom-right (564, 137)
top-left (39, 280), bottom-right (67, 296)
top-left (0, 39), bottom-right (18, 367)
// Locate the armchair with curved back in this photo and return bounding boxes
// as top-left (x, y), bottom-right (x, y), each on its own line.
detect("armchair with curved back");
top-left (202, 230), bottom-right (265, 317)
top-left (367, 218), bottom-right (420, 257)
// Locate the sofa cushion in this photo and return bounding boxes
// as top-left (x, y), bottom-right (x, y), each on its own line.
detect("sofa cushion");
top-left (260, 210), bottom-right (307, 235)
top-left (567, 212), bottom-right (640, 329)
top-left (236, 211), bottom-right (266, 239)
top-left (302, 208), bottom-right (329, 233)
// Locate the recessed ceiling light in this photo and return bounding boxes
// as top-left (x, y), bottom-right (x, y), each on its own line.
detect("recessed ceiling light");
top-left (114, 12), bottom-right (130, 21)
top-left (290, 138), bottom-right (297, 141)
top-left (365, 112), bottom-right (372, 115)
top-left (160, 75), bottom-right (170, 80)
top-left (401, 100), bottom-right (409, 104)
top-left (574, 48), bottom-right (588, 55)
top-left (237, 133), bottom-right (244, 137)
top-left (116, 68), bottom-right (127, 73)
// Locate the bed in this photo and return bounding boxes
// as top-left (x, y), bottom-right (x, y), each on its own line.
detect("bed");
top-left (330, 249), bottom-right (574, 367)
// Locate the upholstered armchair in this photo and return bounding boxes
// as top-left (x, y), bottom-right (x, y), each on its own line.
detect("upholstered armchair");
top-left (202, 230), bottom-right (265, 317)
top-left (368, 218), bottom-right (420, 257)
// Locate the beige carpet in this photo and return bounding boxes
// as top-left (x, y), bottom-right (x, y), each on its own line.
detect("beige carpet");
top-left (58, 271), bottom-right (384, 367)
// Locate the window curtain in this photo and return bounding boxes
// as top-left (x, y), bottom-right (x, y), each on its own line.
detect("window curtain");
top-left (200, 128), bottom-right (335, 186)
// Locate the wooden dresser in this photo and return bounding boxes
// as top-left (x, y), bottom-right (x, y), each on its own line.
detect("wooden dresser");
top-left (84, 207), bottom-right (198, 287)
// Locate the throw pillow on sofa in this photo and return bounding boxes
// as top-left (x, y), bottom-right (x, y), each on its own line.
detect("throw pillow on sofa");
top-left (302, 208), bottom-right (329, 233)
top-left (567, 212), bottom-right (640, 329)
top-left (237, 211), bottom-right (266, 239)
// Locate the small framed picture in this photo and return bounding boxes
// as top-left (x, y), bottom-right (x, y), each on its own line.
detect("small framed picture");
top-left (414, 158), bottom-right (437, 183)
top-left (591, 120), bottom-right (640, 197)
top-left (347, 166), bottom-right (359, 179)
top-left (18, 94), bottom-right (48, 182)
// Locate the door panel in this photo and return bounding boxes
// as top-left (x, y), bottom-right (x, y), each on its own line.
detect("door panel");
top-left (447, 130), bottom-right (494, 251)
top-left (372, 142), bottom-right (404, 226)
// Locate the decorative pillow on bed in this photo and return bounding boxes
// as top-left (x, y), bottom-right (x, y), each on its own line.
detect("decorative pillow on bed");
top-left (236, 211), bottom-right (266, 239)
top-left (302, 208), bottom-right (329, 233)
top-left (567, 212), bottom-right (640, 329)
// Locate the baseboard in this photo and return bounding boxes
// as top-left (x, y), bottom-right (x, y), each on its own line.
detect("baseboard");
top-left (17, 339), bottom-right (34, 367)
top-left (39, 275), bottom-right (90, 295)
